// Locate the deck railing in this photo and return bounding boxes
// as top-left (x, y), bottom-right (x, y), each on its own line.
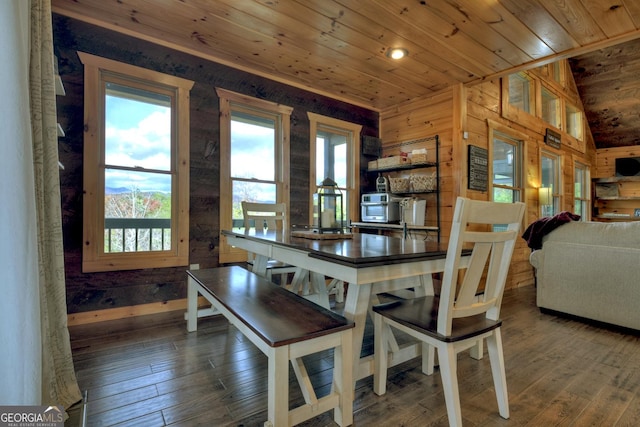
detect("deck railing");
top-left (104, 218), bottom-right (171, 252)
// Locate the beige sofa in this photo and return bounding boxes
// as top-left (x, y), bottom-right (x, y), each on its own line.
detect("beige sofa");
top-left (529, 221), bottom-right (640, 330)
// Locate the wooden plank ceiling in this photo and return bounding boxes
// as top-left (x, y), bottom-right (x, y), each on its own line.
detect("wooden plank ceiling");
top-left (570, 37), bottom-right (640, 149)
top-left (52, 0), bottom-right (640, 148)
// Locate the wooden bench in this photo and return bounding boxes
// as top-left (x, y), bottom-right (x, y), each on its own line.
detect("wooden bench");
top-left (186, 266), bottom-right (354, 427)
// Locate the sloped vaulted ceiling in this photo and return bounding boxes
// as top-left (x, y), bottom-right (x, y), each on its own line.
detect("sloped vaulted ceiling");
top-left (570, 38), bottom-right (640, 149)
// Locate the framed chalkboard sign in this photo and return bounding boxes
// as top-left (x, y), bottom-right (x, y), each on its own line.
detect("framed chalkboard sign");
top-left (468, 145), bottom-right (488, 191)
top-left (545, 128), bottom-right (561, 149)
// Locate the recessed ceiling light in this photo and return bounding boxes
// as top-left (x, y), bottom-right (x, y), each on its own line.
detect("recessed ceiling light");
top-left (386, 48), bottom-right (408, 60)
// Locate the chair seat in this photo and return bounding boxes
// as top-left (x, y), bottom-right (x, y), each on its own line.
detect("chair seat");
top-left (372, 296), bottom-right (502, 343)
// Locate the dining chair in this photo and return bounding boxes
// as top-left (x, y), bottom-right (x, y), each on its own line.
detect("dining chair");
top-left (241, 201), bottom-right (303, 286)
top-left (372, 197), bottom-right (525, 426)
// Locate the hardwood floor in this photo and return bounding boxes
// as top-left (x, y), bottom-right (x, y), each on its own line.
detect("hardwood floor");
top-left (65, 285), bottom-right (640, 426)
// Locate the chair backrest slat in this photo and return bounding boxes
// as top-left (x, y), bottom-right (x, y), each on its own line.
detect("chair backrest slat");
top-left (437, 197), bottom-right (525, 336)
top-left (241, 201), bottom-right (287, 231)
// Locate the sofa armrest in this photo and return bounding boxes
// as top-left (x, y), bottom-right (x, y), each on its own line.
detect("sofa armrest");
top-left (529, 250), bottom-right (543, 270)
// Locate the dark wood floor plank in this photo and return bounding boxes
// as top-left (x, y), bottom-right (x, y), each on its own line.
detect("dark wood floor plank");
top-left (85, 384), bottom-right (158, 416)
top-left (110, 411), bottom-right (166, 427)
top-left (65, 285), bottom-right (640, 427)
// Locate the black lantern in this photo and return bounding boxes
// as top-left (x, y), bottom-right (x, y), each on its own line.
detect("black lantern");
top-left (313, 177), bottom-right (344, 233)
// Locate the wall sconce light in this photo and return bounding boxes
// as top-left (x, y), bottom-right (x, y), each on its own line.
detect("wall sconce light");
top-left (538, 187), bottom-right (552, 206)
top-left (386, 47), bottom-right (408, 60)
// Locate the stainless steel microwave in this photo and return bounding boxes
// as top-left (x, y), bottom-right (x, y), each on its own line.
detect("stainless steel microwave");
top-left (360, 193), bottom-right (401, 223)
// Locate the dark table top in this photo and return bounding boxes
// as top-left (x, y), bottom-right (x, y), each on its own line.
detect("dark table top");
top-left (222, 229), bottom-right (450, 268)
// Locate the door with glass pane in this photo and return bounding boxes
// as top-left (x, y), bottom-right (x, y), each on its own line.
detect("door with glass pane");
top-left (315, 127), bottom-right (348, 224)
top-left (308, 113), bottom-right (361, 227)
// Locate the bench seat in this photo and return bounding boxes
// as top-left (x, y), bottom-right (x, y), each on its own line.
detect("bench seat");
top-left (186, 266), bottom-right (354, 427)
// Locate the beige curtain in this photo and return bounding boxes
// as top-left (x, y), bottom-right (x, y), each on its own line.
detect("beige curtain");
top-left (29, 0), bottom-right (82, 410)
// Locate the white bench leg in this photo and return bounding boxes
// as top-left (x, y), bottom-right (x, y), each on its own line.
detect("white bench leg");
top-left (335, 329), bottom-right (353, 426)
top-left (267, 346), bottom-right (289, 427)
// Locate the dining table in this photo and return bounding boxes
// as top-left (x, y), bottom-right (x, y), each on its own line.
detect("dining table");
top-left (221, 228), bottom-right (469, 386)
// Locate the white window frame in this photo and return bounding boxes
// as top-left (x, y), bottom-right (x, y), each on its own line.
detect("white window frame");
top-left (79, 52), bottom-right (193, 273)
top-left (488, 125), bottom-right (524, 205)
top-left (574, 160), bottom-right (590, 221)
top-left (218, 88), bottom-right (292, 264)
top-left (541, 150), bottom-right (562, 217)
top-left (307, 113), bottom-right (362, 226)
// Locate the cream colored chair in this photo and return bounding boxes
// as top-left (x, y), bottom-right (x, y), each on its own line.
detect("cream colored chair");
top-left (372, 197), bottom-right (525, 427)
top-left (241, 201), bottom-right (302, 285)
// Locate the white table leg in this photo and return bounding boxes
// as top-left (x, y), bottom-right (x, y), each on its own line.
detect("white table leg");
top-left (303, 271), bottom-right (331, 309)
top-left (250, 253), bottom-right (269, 277)
top-left (342, 282), bottom-right (372, 386)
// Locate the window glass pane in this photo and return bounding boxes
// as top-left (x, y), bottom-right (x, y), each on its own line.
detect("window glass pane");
top-left (574, 163), bottom-right (588, 221)
top-left (541, 153), bottom-right (560, 217)
top-left (541, 86), bottom-right (560, 128)
top-left (574, 200), bottom-right (582, 216)
top-left (492, 132), bottom-right (521, 206)
top-left (565, 103), bottom-right (583, 140)
top-left (104, 169), bottom-right (172, 253)
top-left (574, 165), bottom-right (584, 198)
top-left (493, 139), bottom-right (515, 188)
top-left (105, 82), bottom-right (171, 171)
top-left (231, 111), bottom-right (275, 181)
top-left (316, 129), bottom-right (347, 188)
top-left (508, 72), bottom-right (532, 113)
top-left (493, 187), bottom-right (514, 203)
top-left (231, 181), bottom-right (276, 223)
top-left (541, 156), bottom-right (554, 191)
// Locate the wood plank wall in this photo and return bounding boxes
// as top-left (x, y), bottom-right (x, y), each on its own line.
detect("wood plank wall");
top-left (593, 145), bottom-right (640, 221)
top-left (54, 15), bottom-right (378, 317)
top-left (379, 88), bottom-right (456, 241)
top-left (595, 146), bottom-right (640, 178)
top-left (380, 67), bottom-right (597, 290)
